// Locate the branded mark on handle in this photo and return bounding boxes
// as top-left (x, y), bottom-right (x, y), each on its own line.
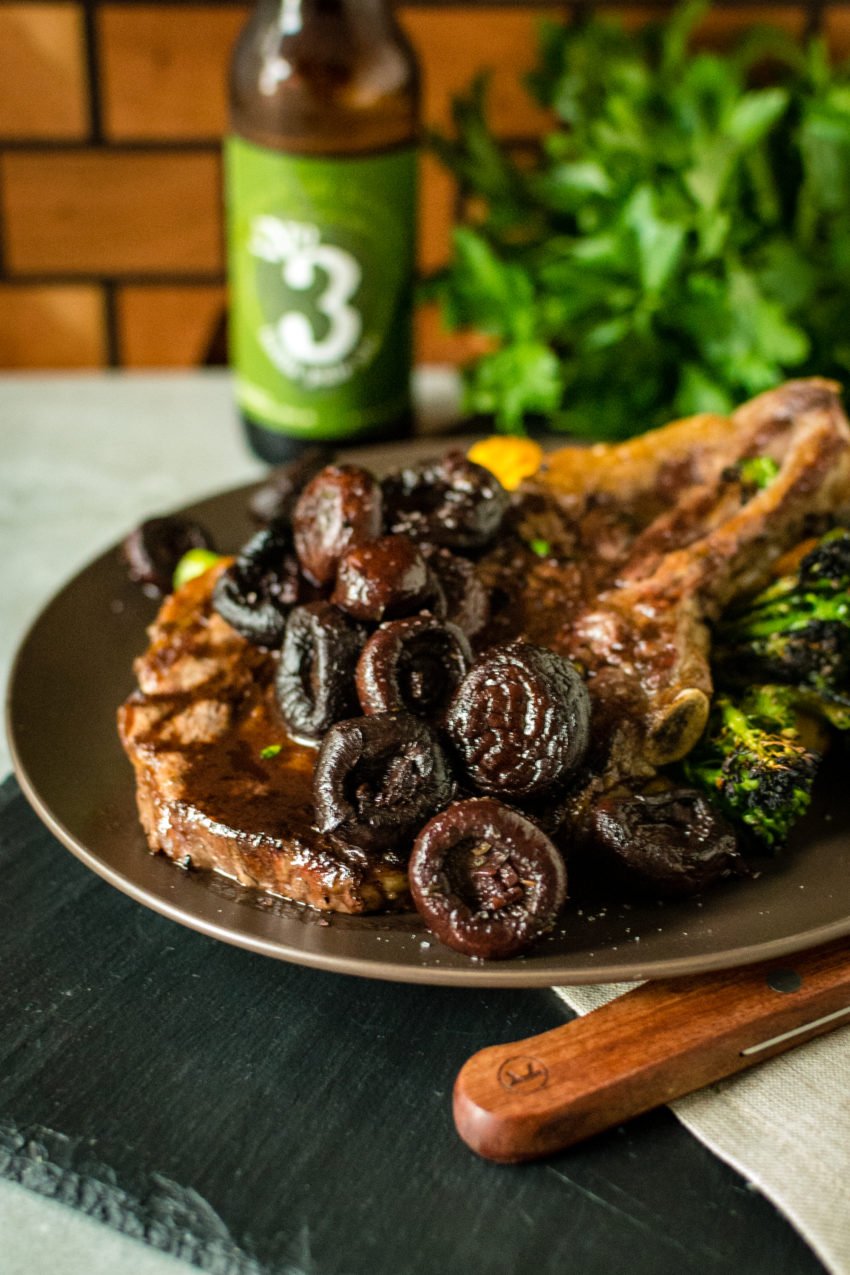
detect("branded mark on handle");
top-left (497, 1055), bottom-right (549, 1093)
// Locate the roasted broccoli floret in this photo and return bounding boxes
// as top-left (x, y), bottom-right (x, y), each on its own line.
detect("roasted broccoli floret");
top-left (682, 686), bottom-right (820, 851)
top-left (686, 530), bottom-right (849, 847)
top-left (714, 528), bottom-right (850, 728)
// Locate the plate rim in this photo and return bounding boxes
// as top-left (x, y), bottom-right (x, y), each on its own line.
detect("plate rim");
top-left (7, 472), bottom-right (850, 988)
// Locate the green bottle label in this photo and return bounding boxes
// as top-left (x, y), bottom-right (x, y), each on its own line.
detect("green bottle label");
top-left (226, 135), bottom-right (416, 440)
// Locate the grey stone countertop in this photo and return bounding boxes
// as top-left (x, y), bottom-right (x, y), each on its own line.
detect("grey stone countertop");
top-left (0, 367), bottom-right (460, 1275)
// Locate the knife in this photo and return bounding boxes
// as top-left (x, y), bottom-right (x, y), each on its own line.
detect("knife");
top-left (454, 938), bottom-right (850, 1163)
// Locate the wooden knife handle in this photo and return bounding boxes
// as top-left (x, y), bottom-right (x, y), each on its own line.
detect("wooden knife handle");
top-left (454, 939), bottom-right (850, 1163)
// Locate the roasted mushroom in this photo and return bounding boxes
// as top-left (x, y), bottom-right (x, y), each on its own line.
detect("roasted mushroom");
top-left (276, 602), bottom-right (366, 740)
top-left (383, 453), bottom-right (509, 552)
top-left (293, 464), bottom-right (383, 586)
top-left (123, 516), bottom-right (216, 597)
top-left (313, 713), bottom-right (456, 852)
top-left (332, 535), bottom-right (443, 623)
top-left (356, 615), bottom-right (473, 721)
top-left (212, 525), bottom-right (299, 647)
top-left (447, 642), bottom-right (591, 797)
top-left (409, 797), bottom-right (567, 958)
top-left (590, 787), bottom-right (746, 897)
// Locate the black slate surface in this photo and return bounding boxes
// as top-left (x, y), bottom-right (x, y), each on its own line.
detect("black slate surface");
top-left (0, 775), bottom-right (826, 1275)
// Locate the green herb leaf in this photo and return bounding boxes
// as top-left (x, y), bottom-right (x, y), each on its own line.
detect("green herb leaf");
top-left (529, 538), bottom-right (552, 558)
top-left (428, 1), bottom-right (850, 440)
top-left (464, 342), bottom-right (564, 433)
top-left (726, 88), bottom-right (789, 147)
top-left (738, 456), bottom-right (781, 488)
top-left (260, 744), bottom-right (282, 760)
top-left (624, 185), bottom-right (686, 294)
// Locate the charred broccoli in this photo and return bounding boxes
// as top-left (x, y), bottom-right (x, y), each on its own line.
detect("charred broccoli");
top-left (682, 686), bottom-right (820, 851)
top-left (683, 529), bottom-right (849, 849)
top-left (714, 529), bottom-right (850, 728)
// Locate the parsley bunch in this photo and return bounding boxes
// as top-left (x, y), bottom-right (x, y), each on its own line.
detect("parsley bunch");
top-left (429, 1), bottom-right (850, 438)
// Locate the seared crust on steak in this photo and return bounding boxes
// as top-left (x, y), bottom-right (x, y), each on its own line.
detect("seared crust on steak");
top-left (118, 566), bottom-right (409, 913)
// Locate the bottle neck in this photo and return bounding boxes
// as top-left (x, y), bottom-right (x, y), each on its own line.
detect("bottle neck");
top-left (269, 0), bottom-right (395, 33)
top-left (232, 0), bottom-right (416, 154)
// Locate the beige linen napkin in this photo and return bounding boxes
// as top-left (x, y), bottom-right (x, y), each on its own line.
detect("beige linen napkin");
top-left (554, 981), bottom-right (850, 1275)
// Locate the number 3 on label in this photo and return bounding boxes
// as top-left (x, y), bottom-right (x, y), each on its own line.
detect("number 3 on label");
top-left (278, 245), bottom-right (362, 367)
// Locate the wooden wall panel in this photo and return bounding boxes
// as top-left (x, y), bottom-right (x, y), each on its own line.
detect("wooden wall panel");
top-left (400, 5), bottom-right (560, 136)
top-left (825, 6), bottom-right (850, 58)
top-left (2, 151), bottom-right (222, 275)
top-left (99, 5), bottom-right (246, 140)
top-left (0, 285), bottom-right (105, 366)
top-left (0, 4), bottom-right (88, 139)
top-left (117, 285), bottom-right (226, 366)
top-left (419, 151), bottom-right (457, 273)
top-left (610, 4), bottom-right (807, 40)
top-left (415, 301), bottom-right (494, 366)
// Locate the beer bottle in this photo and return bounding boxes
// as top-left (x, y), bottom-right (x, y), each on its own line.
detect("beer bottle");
top-left (226, 0), bottom-right (420, 463)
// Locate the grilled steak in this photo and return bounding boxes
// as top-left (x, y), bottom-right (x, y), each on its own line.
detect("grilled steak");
top-left (119, 379), bottom-right (850, 912)
top-left (118, 567), bottom-right (409, 913)
top-left (490, 380), bottom-right (850, 778)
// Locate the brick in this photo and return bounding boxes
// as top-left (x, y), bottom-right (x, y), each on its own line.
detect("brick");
top-left (415, 300), bottom-right (494, 367)
top-left (118, 292), bottom-right (489, 372)
top-left (0, 4), bottom-right (88, 139)
top-left (99, 5), bottom-right (246, 140)
top-left (2, 151), bottom-right (223, 276)
top-left (700, 5), bottom-right (807, 40)
top-left (0, 285), bottom-right (105, 367)
top-left (399, 6), bottom-right (559, 138)
top-left (419, 151), bottom-right (457, 274)
top-left (117, 285), bottom-right (226, 366)
top-left (825, 7), bottom-right (850, 59)
top-left (607, 6), bottom-right (807, 43)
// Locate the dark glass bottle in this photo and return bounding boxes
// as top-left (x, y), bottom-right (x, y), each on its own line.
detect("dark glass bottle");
top-left (227, 0), bottom-right (420, 463)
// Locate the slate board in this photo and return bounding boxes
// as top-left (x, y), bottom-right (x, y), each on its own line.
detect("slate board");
top-left (0, 775), bottom-right (825, 1275)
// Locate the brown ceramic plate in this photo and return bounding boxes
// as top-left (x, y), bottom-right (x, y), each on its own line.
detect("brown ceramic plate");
top-left (7, 449), bottom-right (850, 987)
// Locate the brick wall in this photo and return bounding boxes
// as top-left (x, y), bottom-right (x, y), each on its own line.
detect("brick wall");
top-left (0, 2), bottom-right (843, 369)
